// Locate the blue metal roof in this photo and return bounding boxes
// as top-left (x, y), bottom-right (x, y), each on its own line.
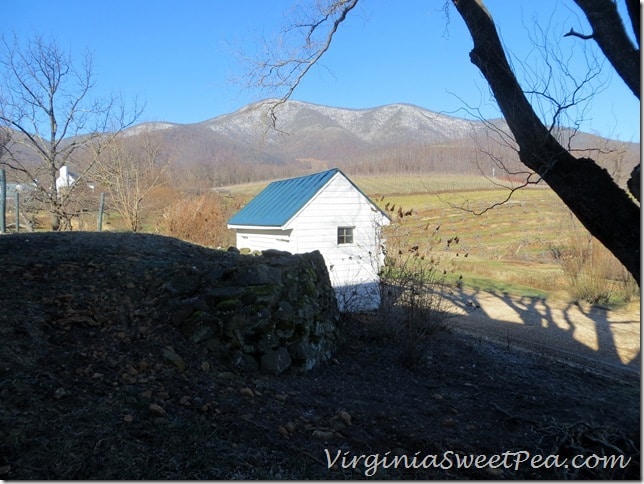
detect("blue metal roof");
top-left (228, 168), bottom-right (340, 227)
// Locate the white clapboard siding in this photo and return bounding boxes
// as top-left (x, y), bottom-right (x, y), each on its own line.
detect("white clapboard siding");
top-left (228, 169), bottom-right (390, 311)
top-left (287, 174), bottom-right (385, 299)
top-left (236, 228), bottom-right (292, 252)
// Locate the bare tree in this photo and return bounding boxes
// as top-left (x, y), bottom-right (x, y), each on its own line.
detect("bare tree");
top-left (246, 0), bottom-right (640, 284)
top-left (0, 33), bottom-right (142, 230)
top-left (244, 0), bottom-right (359, 123)
top-left (451, 0), bottom-right (639, 283)
top-left (0, 126), bottom-right (9, 158)
top-left (91, 129), bottom-right (172, 232)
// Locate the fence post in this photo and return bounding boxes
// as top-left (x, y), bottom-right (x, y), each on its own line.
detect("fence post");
top-left (0, 169), bottom-right (5, 234)
top-left (97, 192), bottom-right (105, 231)
top-left (14, 191), bottom-right (19, 233)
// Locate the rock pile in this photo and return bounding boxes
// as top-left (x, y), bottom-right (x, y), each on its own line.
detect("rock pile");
top-left (0, 232), bottom-right (340, 375)
top-left (166, 248), bottom-right (341, 374)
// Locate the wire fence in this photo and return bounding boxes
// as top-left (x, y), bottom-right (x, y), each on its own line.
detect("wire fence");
top-left (0, 169), bottom-right (106, 233)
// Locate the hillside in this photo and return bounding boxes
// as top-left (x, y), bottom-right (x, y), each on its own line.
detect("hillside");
top-left (6, 100), bottom-right (637, 188)
top-left (131, 99), bottom-right (639, 186)
top-left (0, 231), bottom-right (639, 479)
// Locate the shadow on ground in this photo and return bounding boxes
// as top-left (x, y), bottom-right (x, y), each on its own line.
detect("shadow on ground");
top-left (441, 287), bottom-right (640, 378)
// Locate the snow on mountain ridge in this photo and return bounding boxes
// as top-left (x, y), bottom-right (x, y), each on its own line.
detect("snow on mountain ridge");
top-left (123, 122), bottom-right (177, 137)
top-left (202, 100), bottom-right (480, 145)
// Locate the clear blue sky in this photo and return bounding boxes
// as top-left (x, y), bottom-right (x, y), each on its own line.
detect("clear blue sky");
top-left (4, 0), bottom-right (640, 142)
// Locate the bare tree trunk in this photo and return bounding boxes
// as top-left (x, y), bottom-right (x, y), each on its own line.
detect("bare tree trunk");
top-left (452, 0), bottom-right (640, 284)
top-left (571, 0), bottom-right (640, 98)
top-left (0, 34), bottom-right (142, 232)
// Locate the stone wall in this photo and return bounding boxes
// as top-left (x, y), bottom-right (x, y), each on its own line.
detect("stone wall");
top-left (0, 231), bottom-right (340, 376)
top-left (166, 248), bottom-right (341, 374)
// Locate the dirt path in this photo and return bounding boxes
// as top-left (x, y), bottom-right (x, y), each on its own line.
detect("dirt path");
top-left (442, 288), bottom-right (641, 379)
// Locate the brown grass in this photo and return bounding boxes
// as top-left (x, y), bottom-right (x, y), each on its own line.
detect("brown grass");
top-left (554, 232), bottom-right (639, 306)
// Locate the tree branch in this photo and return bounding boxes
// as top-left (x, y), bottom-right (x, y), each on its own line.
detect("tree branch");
top-left (244, 0), bottom-right (359, 125)
top-left (563, 28), bottom-right (593, 40)
top-left (269, 0), bottom-right (358, 122)
top-left (571, 0), bottom-right (640, 99)
top-left (452, 0), bottom-right (640, 283)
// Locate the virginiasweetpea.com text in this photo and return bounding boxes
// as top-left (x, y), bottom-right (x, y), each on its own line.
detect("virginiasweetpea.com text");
top-left (324, 449), bottom-right (632, 477)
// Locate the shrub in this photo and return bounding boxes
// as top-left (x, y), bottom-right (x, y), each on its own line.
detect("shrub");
top-left (375, 206), bottom-right (452, 367)
top-left (379, 250), bottom-right (449, 345)
top-left (158, 193), bottom-right (241, 248)
top-left (554, 232), bottom-right (638, 307)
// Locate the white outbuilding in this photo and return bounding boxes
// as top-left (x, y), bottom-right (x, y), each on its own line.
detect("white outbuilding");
top-left (227, 168), bottom-right (391, 311)
top-left (56, 165), bottom-right (78, 191)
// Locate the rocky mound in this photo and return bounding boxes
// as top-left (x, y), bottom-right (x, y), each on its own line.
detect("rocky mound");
top-left (0, 232), bottom-right (638, 479)
top-left (0, 231), bottom-right (340, 376)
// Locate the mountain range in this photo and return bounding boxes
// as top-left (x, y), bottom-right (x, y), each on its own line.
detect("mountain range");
top-left (126, 99), bottom-right (638, 188)
top-left (6, 99), bottom-right (640, 189)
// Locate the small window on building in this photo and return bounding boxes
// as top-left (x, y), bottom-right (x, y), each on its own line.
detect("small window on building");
top-left (337, 226), bottom-right (354, 245)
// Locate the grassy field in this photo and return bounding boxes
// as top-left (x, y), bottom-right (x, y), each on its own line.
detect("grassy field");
top-left (223, 173), bottom-right (511, 197)
top-left (372, 183), bottom-right (572, 298)
top-left (225, 173), bottom-right (637, 305)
